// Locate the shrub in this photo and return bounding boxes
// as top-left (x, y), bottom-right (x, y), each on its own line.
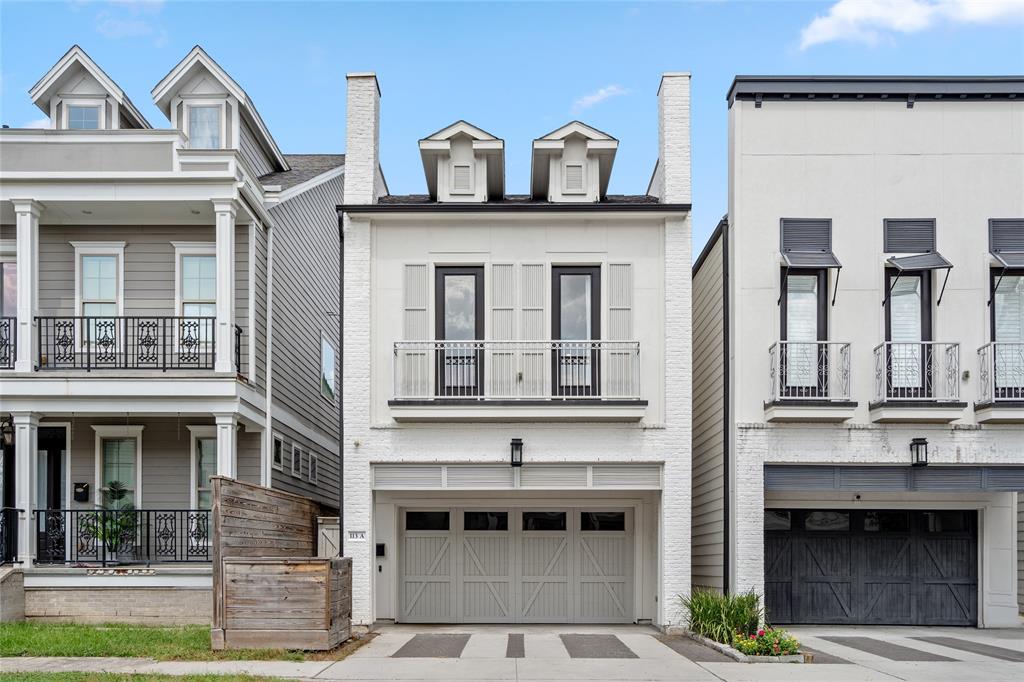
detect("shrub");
top-left (732, 627), bottom-right (801, 657)
top-left (679, 588), bottom-right (763, 644)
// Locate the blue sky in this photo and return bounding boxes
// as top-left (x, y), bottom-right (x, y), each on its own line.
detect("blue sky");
top-left (1, 1), bottom-right (1022, 248)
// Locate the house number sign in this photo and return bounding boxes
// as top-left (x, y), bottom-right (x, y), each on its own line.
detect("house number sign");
top-left (348, 530), bottom-right (367, 541)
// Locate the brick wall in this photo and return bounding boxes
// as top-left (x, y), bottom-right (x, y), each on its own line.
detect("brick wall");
top-left (25, 587), bottom-right (211, 625)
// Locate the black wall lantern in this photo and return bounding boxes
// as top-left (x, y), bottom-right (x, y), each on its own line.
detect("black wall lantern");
top-left (910, 437), bottom-right (928, 467)
top-left (510, 438), bottom-right (523, 467)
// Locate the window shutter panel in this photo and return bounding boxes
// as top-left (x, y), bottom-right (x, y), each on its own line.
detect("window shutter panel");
top-left (565, 164), bottom-right (584, 191)
top-left (608, 263), bottom-right (633, 339)
top-left (453, 165), bottom-right (471, 192)
top-left (884, 219), bottom-right (936, 253)
top-left (991, 219), bottom-right (1024, 253)
top-left (491, 264), bottom-right (515, 340)
top-left (403, 264), bottom-right (428, 340)
top-left (519, 263), bottom-right (546, 397)
top-left (781, 219), bottom-right (831, 253)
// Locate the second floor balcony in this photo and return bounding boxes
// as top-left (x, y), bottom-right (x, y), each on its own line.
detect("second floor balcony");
top-left (765, 341), bottom-right (856, 422)
top-left (976, 342), bottom-right (1024, 423)
top-left (870, 341), bottom-right (966, 423)
top-left (390, 339), bottom-right (645, 421)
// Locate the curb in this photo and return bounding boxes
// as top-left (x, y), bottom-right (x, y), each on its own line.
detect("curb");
top-left (683, 630), bottom-right (806, 664)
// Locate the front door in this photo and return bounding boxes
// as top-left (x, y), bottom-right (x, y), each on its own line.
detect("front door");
top-left (435, 267), bottom-right (484, 397)
top-left (35, 426), bottom-right (66, 562)
top-left (552, 266), bottom-right (601, 397)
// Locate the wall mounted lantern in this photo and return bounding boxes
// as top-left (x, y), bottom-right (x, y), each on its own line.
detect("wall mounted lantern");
top-left (510, 438), bottom-right (523, 467)
top-left (910, 437), bottom-right (928, 467)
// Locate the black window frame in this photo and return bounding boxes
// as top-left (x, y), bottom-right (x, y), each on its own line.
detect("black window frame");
top-left (434, 265), bottom-right (485, 397)
top-left (551, 265), bottom-right (602, 397)
top-left (883, 267), bottom-right (933, 399)
top-left (989, 267), bottom-right (1024, 398)
top-left (779, 268), bottom-right (829, 397)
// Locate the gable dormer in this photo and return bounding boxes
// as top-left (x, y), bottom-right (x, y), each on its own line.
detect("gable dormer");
top-left (28, 45), bottom-right (150, 130)
top-left (152, 46), bottom-right (288, 174)
top-left (418, 121), bottom-right (504, 202)
top-left (531, 121), bottom-right (618, 203)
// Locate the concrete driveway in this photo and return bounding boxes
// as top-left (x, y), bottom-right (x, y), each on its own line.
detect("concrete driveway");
top-left (309, 622), bottom-right (1024, 681)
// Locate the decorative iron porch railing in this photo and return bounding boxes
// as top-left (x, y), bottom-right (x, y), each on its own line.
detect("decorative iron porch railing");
top-left (0, 317), bottom-right (14, 370)
top-left (768, 341), bottom-right (852, 402)
top-left (873, 341), bottom-right (960, 403)
top-left (393, 340), bottom-right (641, 401)
top-left (977, 342), bottom-right (1024, 404)
top-left (33, 509), bottom-right (211, 566)
top-left (1, 508), bottom-right (20, 564)
top-left (35, 317), bottom-right (240, 373)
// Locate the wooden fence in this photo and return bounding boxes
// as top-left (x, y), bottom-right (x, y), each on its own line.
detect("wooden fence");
top-left (210, 476), bottom-right (351, 650)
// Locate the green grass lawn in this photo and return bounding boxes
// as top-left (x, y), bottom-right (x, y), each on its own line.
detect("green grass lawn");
top-left (0, 623), bottom-right (306, 661)
top-left (0, 671), bottom-right (284, 675)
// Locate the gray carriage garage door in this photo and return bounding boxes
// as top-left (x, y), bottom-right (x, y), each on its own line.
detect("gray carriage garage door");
top-left (765, 509), bottom-right (977, 626)
top-left (399, 507), bottom-right (634, 623)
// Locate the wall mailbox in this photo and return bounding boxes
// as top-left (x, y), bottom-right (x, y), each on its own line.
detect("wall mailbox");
top-left (73, 483), bottom-right (89, 503)
top-left (375, 543), bottom-right (386, 557)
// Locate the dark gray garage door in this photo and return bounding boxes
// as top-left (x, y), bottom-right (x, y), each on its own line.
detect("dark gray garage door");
top-left (765, 509), bottom-right (977, 626)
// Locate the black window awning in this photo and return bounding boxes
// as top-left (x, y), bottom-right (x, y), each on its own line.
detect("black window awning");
top-left (782, 251), bottom-right (842, 268)
top-left (886, 252), bottom-right (952, 271)
top-left (992, 251), bottom-right (1024, 268)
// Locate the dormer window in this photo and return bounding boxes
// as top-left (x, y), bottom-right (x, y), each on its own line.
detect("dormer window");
top-left (187, 104), bottom-right (222, 149)
top-left (452, 164), bottom-right (473, 194)
top-left (563, 164), bottom-right (585, 193)
top-left (67, 105), bottom-right (101, 130)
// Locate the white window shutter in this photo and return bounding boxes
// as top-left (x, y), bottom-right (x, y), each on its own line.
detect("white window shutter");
top-left (565, 164), bottom-right (584, 191)
top-left (453, 164), bottom-right (472, 193)
top-left (403, 264), bottom-right (428, 340)
top-left (608, 263), bottom-right (633, 339)
top-left (491, 264), bottom-right (515, 340)
top-left (519, 263), bottom-right (546, 397)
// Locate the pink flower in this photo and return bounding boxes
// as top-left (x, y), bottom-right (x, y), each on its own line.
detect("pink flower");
top-left (749, 634), bottom-right (756, 640)
top-left (758, 629), bottom-right (765, 637)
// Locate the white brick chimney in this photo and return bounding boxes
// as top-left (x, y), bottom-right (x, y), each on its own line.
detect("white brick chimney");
top-left (344, 73), bottom-right (381, 205)
top-left (657, 72), bottom-right (691, 204)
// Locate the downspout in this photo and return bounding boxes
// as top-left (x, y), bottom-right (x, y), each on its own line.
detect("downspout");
top-left (264, 221), bottom-right (275, 488)
top-left (337, 212), bottom-right (344, 557)
top-left (721, 222), bottom-right (731, 594)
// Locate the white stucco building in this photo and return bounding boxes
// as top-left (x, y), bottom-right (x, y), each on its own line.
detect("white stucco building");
top-left (693, 76), bottom-right (1024, 627)
top-left (340, 73), bottom-right (693, 627)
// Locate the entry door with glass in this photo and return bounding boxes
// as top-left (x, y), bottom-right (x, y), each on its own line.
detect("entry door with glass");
top-left (435, 267), bottom-right (484, 396)
top-left (885, 270), bottom-right (932, 398)
top-left (552, 266), bottom-right (601, 397)
top-left (780, 270), bottom-right (828, 396)
top-left (992, 270), bottom-right (1024, 399)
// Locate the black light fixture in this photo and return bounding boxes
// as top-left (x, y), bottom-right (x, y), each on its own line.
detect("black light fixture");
top-left (0, 416), bottom-right (12, 447)
top-left (510, 438), bottom-right (523, 467)
top-left (910, 437), bottom-right (928, 467)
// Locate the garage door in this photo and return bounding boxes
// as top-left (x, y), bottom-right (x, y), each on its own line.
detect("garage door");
top-left (765, 509), bottom-right (977, 625)
top-left (399, 507), bottom-right (633, 623)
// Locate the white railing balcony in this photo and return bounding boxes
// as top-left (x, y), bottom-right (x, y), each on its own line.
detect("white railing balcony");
top-left (977, 342), bottom-right (1024, 405)
top-left (873, 342), bottom-right (960, 403)
top-left (768, 341), bottom-right (852, 402)
top-left (393, 340), bottom-right (641, 401)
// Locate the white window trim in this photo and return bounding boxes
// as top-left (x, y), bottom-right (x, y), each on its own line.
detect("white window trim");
top-left (72, 241), bottom-right (126, 317)
top-left (92, 425), bottom-right (144, 508)
top-left (320, 332), bottom-right (337, 403)
top-left (290, 443), bottom-right (301, 478)
top-left (562, 162), bottom-right (586, 195)
top-left (308, 452), bottom-right (318, 484)
top-left (450, 162), bottom-right (474, 195)
top-left (183, 99), bottom-right (227, 150)
top-left (172, 241), bottom-right (217, 316)
top-left (186, 425), bottom-right (216, 509)
top-left (61, 96), bottom-right (106, 130)
top-left (271, 433), bottom-right (284, 471)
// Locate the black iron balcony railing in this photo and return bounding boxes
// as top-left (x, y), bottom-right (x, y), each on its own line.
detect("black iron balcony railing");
top-left (1, 507), bottom-right (20, 564)
top-left (0, 317), bottom-right (14, 370)
top-left (873, 341), bottom-right (960, 402)
top-left (978, 342), bottom-right (1024, 404)
top-left (35, 316), bottom-right (240, 373)
top-left (768, 341), bottom-right (852, 402)
top-left (33, 508), bottom-right (211, 566)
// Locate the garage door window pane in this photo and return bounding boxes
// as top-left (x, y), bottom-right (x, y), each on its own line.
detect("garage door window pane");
top-left (764, 510), bottom-right (791, 531)
top-left (522, 511), bottom-right (566, 531)
top-left (581, 511), bottom-right (625, 531)
top-left (864, 511), bottom-right (909, 532)
top-left (406, 511), bottom-right (449, 531)
top-left (804, 511), bottom-right (849, 531)
top-left (464, 511), bottom-right (508, 531)
top-left (921, 511), bottom-right (969, 533)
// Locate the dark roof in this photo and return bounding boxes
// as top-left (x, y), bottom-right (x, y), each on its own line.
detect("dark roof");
top-left (377, 193), bottom-right (659, 206)
top-left (260, 154), bottom-right (344, 190)
top-left (728, 75), bottom-right (1024, 106)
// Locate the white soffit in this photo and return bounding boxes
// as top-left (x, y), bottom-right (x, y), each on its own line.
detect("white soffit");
top-left (372, 463), bottom-right (662, 490)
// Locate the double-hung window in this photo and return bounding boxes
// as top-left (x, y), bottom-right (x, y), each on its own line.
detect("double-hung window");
top-left (100, 438), bottom-right (136, 509)
top-left (187, 105), bottom-right (222, 149)
top-left (180, 251), bottom-right (216, 345)
top-left (194, 437), bottom-right (217, 509)
top-left (77, 245), bottom-right (123, 350)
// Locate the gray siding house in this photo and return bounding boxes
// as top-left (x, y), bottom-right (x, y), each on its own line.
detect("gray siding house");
top-left (0, 45), bottom-right (342, 623)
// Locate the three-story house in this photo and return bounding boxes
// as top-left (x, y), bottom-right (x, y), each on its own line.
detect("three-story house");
top-left (340, 72), bottom-right (694, 627)
top-left (0, 45), bottom-right (342, 624)
top-left (693, 76), bottom-right (1024, 628)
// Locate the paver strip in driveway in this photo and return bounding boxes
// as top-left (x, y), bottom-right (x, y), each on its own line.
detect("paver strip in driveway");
top-left (559, 634), bottom-right (638, 659)
top-left (391, 633), bottom-right (472, 658)
top-left (911, 636), bottom-right (1024, 662)
top-left (820, 635), bottom-right (958, 661)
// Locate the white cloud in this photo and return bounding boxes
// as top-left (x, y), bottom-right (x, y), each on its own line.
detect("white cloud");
top-left (22, 117), bottom-right (51, 129)
top-left (90, 0), bottom-right (168, 45)
top-left (800, 0), bottom-right (1024, 49)
top-left (572, 84), bottom-right (629, 113)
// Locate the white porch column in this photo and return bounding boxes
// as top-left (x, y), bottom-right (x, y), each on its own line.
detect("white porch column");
top-left (214, 413), bottom-right (238, 479)
top-left (13, 412), bottom-right (39, 564)
top-left (13, 200), bottom-right (41, 372)
top-left (213, 200), bottom-right (237, 374)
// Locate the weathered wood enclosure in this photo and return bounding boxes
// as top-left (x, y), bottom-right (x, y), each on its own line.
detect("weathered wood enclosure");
top-left (210, 477), bottom-right (352, 650)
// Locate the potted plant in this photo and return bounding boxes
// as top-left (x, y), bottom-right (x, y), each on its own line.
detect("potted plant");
top-left (85, 481), bottom-right (137, 564)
